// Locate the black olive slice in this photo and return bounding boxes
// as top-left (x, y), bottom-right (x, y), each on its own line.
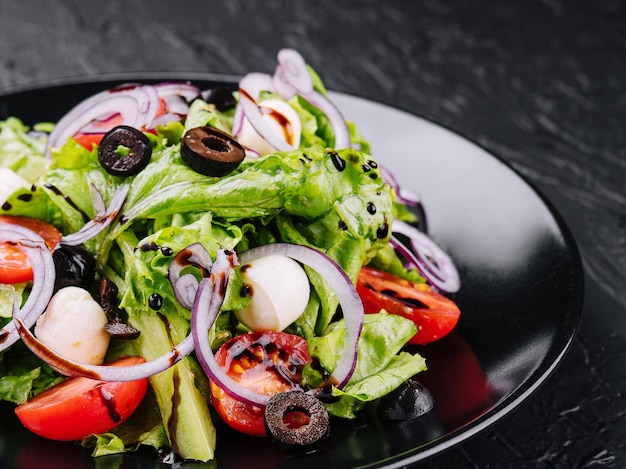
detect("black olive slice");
top-left (264, 391), bottom-right (330, 452)
top-left (104, 320), bottom-right (141, 340)
top-left (180, 126), bottom-right (245, 177)
top-left (98, 125), bottom-right (152, 176)
top-left (376, 378), bottom-right (435, 421)
top-left (99, 277), bottom-right (141, 339)
top-left (52, 244), bottom-right (96, 292)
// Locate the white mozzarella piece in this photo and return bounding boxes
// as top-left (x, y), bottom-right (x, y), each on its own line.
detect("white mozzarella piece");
top-left (235, 254), bottom-right (310, 331)
top-left (0, 167), bottom-right (29, 204)
top-left (237, 99), bottom-right (302, 156)
top-left (35, 286), bottom-right (110, 365)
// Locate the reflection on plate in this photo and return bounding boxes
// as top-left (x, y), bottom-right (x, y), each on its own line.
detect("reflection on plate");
top-left (0, 76), bottom-right (584, 469)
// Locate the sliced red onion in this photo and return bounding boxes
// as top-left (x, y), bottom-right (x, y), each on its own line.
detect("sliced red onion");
top-left (304, 91), bottom-right (351, 150)
top-left (273, 48), bottom-right (313, 98)
top-left (14, 314), bottom-right (195, 380)
top-left (153, 82), bottom-right (201, 123)
top-left (150, 113), bottom-right (184, 128)
top-left (154, 81), bottom-right (201, 103)
top-left (234, 49), bottom-right (351, 152)
top-left (231, 104), bottom-right (245, 137)
top-left (168, 242), bottom-right (214, 310)
top-left (79, 112), bottom-right (121, 135)
top-left (391, 220), bottom-right (460, 293)
top-left (190, 250), bottom-right (274, 406)
top-left (380, 164), bottom-right (421, 207)
top-left (237, 73), bottom-right (295, 152)
top-left (46, 84), bottom-right (160, 154)
top-left (60, 184), bottom-right (130, 247)
top-left (0, 225), bottom-right (55, 352)
top-left (238, 243), bottom-right (363, 389)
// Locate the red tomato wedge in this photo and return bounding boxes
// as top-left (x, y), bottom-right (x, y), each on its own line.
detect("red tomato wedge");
top-left (356, 266), bottom-right (461, 345)
top-left (0, 215), bottom-right (62, 284)
top-left (209, 331), bottom-right (311, 437)
top-left (14, 356), bottom-right (149, 441)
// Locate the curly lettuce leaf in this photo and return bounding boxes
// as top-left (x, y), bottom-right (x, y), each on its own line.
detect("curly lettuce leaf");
top-left (0, 117), bottom-right (50, 182)
top-left (303, 311), bottom-right (426, 418)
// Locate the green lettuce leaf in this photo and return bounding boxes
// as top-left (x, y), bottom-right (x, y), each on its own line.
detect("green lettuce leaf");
top-left (303, 311), bottom-right (426, 418)
top-left (0, 117), bottom-right (50, 182)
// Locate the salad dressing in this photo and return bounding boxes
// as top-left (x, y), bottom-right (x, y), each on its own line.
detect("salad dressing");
top-left (97, 384), bottom-right (122, 423)
top-left (42, 182), bottom-right (91, 223)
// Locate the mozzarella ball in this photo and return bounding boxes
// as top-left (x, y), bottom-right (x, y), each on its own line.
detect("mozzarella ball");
top-left (236, 255), bottom-right (310, 331)
top-left (35, 286), bottom-right (110, 365)
top-left (0, 167), bottom-right (29, 204)
top-left (237, 99), bottom-right (302, 156)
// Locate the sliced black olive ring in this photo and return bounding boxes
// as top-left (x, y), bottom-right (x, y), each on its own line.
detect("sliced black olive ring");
top-left (376, 378), bottom-right (435, 421)
top-left (98, 125), bottom-right (152, 177)
top-left (180, 126), bottom-right (246, 177)
top-left (264, 391), bottom-right (330, 451)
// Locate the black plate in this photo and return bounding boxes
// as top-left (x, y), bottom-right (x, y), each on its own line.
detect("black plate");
top-left (0, 75), bottom-right (584, 468)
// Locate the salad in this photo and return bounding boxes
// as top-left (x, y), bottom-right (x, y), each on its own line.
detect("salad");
top-left (0, 49), bottom-right (461, 464)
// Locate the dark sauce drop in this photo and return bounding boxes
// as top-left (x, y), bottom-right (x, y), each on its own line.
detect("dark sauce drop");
top-left (367, 202), bottom-right (377, 214)
top-left (149, 293), bottom-right (164, 310)
top-left (328, 150), bottom-right (346, 171)
top-left (98, 385), bottom-right (122, 423)
top-left (44, 183), bottom-right (91, 223)
top-left (17, 193), bottom-right (32, 202)
top-left (1, 202), bottom-right (11, 211)
top-left (167, 369), bottom-right (182, 456)
top-left (377, 221), bottom-right (389, 239)
top-left (240, 283), bottom-right (253, 297)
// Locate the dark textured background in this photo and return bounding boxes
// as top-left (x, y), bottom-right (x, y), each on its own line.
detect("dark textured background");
top-left (0, 0), bottom-right (624, 467)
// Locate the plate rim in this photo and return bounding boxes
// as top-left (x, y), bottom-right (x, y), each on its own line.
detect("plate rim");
top-left (0, 73), bottom-right (585, 468)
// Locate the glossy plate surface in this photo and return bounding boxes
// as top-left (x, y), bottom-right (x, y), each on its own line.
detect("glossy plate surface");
top-left (0, 75), bottom-right (584, 468)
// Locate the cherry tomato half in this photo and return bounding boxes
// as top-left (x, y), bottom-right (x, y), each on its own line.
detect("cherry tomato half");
top-left (14, 356), bottom-right (149, 441)
top-left (209, 331), bottom-right (311, 437)
top-left (0, 215), bottom-right (62, 284)
top-left (356, 266), bottom-right (461, 345)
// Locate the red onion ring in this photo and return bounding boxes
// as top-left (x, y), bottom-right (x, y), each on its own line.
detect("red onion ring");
top-left (154, 81), bottom-right (201, 103)
top-left (153, 82), bottom-right (201, 123)
top-left (168, 242), bottom-right (213, 310)
top-left (192, 244), bottom-right (364, 406)
top-left (60, 184), bottom-right (130, 247)
top-left (15, 314), bottom-right (195, 380)
top-left (0, 225), bottom-right (55, 353)
top-left (391, 220), bottom-right (460, 293)
top-left (46, 84), bottom-right (160, 155)
top-left (380, 164), bottom-right (422, 208)
top-left (237, 73), bottom-right (295, 152)
top-left (234, 49), bottom-right (351, 152)
top-left (303, 91), bottom-right (351, 150)
top-left (190, 250), bottom-right (274, 405)
top-left (273, 48), bottom-right (313, 98)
